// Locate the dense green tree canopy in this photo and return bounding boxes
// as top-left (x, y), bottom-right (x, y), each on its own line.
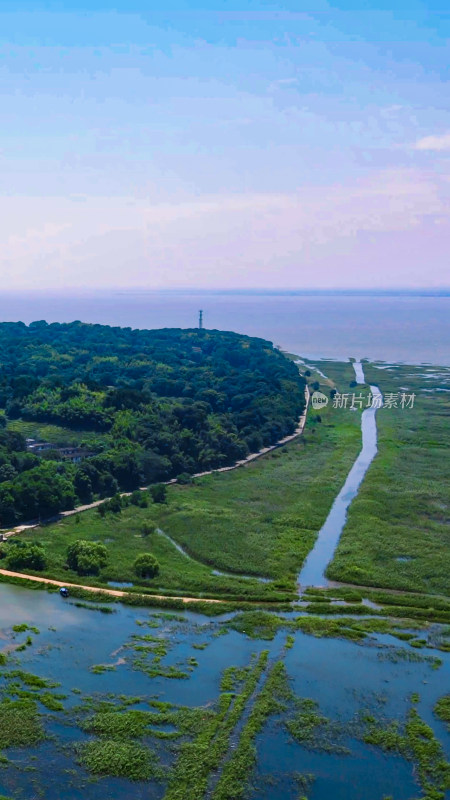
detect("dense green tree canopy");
top-left (0, 322), bottom-right (305, 526)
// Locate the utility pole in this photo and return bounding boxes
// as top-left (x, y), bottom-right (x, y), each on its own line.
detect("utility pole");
top-left (198, 310), bottom-right (203, 330)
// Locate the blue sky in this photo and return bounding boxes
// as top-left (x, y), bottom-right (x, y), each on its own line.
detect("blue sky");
top-left (1, 0), bottom-right (449, 289)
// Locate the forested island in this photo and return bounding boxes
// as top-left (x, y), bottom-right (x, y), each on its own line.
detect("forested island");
top-left (0, 322), bottom-right (305, 527)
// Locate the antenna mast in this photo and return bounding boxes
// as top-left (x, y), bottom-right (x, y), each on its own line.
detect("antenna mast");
top-left (198, 310), bottom-right (203, 330)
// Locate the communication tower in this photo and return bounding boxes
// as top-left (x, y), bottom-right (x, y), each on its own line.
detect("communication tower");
top-left (199, 310), bottom-right (203, 329)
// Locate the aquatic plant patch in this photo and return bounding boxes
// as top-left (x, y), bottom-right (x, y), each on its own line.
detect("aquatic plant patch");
top-left (76, 738), bottom-right (160, 781)
top-left (434, 695), bottom-right (450, 730)
top-left (11, 624), bottom-right (40, 634)
top-left (286, 697), bottom-right (351, 755)
top-left (126, 632), bottom-right (191, 680)
top-left (224, 610), bottom-right (434, 645)
top-left (83, 708), bottom-right (173, 739)
top-left (0, 698), bottom-right (45, 749)
top-left (4, 670), bottom-right (59, 689)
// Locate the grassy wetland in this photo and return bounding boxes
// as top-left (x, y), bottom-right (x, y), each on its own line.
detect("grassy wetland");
top-left (327, 362), bottom-right (450, 595)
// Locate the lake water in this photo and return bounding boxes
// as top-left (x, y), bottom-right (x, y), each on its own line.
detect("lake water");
top-left (0, 290), bottom-right (449, 365)
top-left (0, 583), bottom-right (448, 799)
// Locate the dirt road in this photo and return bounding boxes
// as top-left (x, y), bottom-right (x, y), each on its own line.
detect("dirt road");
top-left (0, 567), bottom-right (221, 603)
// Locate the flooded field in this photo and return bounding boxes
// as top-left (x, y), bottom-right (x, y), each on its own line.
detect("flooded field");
top-left (0, 582), bottom-right (448, 799)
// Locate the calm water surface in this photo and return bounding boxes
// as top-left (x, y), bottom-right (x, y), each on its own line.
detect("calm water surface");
top-left (0, 290), bottom-right (449, 365)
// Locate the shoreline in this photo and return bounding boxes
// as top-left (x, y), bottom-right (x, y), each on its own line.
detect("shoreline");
top-left (0, 567), bottom-right (222, 605)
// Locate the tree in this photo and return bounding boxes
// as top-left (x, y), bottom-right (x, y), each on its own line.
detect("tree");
top-left (0, 464), bottom-right (18, 483)
top-left (98, 472), bottom-right (119, 498)
top-left (109, 451), bottom-right (141, 491)
top-left (0, 484), bottom-right (17, 526)
top-left (6, 542), bottom-right (47, 571)
top-left (74, 471), bottom-right (93, 504)
top-left (40, 449), bottom-right (61, 461)
top-left (67, 540), bottom-right (107, 576)
top-left (137, 451), bottom-right (170, 485)
top-left (7, 463), bottom-right (75, 521)
top-left (150, 484), bottom-right (167, 504)
top-left (130, 490), bottom-right (148, 507)
top-left (176, 472), bottom-right (192, 485)
top-left (141, 522), bottom-right (155, 537)
top-left (133, 552), bottom-right (160, 578)
top-left (107, 493), bottom-right (122, 513)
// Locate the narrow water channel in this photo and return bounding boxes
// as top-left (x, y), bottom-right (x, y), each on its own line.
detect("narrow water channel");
top-left (298, 360), bottom-right (383, 588)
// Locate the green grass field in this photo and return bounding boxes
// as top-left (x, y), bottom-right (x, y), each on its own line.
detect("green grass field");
top-left (154, 406), bottom-right (360, 583)
top-left (16, 364), bottom-right (362, 599)
top-left (327, 362), bottom-right (450, 596)
top-left (19, 503), bottom-right (274, 600)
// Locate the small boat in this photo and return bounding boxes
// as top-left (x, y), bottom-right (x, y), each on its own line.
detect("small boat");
top-left (59, 587), bottom-right (69, 598)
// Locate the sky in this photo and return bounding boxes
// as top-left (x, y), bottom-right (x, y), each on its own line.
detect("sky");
top-left (1, 0), bottom-right (449, 290)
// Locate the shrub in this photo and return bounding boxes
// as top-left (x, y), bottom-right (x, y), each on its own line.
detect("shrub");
top-left (141, 522), bottom-right (155, 538)
top-left (176, 473), bottom-right (192, 485)
top-left (97, 494), bottom-right (123, 515)
top-left (130, 490), bottom-right (148, 507)
top-left (134, 553), bottom-right (160, 579)
top-left (150, 484), bottom-right (167, 504)
top-left (107, 493), bottom-right (123, 513)
top-left (67, 540), bottom-right (107, 576)
top-left (5, 542), bottom-right (47, 571)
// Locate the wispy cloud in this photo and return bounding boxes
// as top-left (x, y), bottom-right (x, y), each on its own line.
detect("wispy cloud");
top-left (267, 77), bottom-right (299, 93)
top-left (414, 133), bottom-right (450, 151)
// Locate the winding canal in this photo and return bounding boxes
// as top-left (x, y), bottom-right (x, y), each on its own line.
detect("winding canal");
top-left (298, 360), bottom-right (383, 588)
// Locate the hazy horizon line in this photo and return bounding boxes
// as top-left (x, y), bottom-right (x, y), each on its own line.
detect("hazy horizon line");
top-left (0, 287), bottom-right (449, 297)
